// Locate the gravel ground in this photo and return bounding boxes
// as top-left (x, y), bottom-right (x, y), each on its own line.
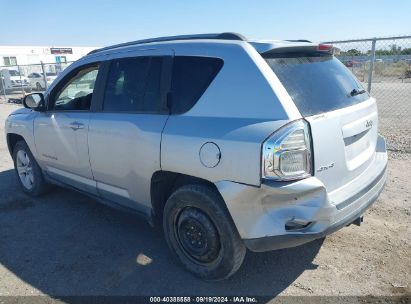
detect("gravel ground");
top-left (0, 103), bottom-right (409, 301)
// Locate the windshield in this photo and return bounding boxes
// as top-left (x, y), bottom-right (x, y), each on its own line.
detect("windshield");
top-left (265, 54), bottom-right (369, 116)
top-left (9, 70), bottom-right (21, 76)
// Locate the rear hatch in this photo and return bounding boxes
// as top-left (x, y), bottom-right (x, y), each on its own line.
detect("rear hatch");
top-left (263, 46), bottom-right (378, 192)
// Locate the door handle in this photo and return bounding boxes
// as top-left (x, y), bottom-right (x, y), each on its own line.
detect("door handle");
top-left (69, 122), bottom-right (85, 131)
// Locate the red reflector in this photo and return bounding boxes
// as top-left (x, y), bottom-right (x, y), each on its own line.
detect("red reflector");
top-left (317, 44), bottom-right (333, 51)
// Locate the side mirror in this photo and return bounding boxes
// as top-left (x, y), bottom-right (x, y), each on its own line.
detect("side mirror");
top-left (23, 93), bottom-right (45, 111)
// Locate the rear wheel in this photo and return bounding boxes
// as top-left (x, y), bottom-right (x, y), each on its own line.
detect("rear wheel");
top-left (12, 140), bottom-right (49, 196)
top-left (163, 184), bottom-right (246, 280)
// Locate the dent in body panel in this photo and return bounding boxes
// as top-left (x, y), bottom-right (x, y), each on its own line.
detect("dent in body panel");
top-left (215, 177), bottom-right (329, 239)
top-left (216, 136), bottom-right (387, 240)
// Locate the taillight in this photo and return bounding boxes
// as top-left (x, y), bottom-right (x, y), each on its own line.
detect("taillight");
top-left (262, 119), bottom-right (312, 181)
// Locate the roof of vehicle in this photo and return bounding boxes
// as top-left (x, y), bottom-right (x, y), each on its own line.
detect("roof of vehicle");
top-left (87, 32), bottom-right (317, 56)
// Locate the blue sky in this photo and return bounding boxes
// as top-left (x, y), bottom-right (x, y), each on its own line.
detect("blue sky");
top-left (1, 0), bottom-right (409, 46)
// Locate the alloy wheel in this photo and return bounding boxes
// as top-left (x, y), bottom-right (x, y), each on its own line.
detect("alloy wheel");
top-left (16, 150), bottom-right (34, 190)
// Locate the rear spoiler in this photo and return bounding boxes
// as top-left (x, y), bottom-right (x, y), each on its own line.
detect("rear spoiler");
top-left (251, 42), bottom-right (340, 56)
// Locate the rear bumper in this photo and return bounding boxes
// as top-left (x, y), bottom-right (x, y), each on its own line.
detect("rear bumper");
top-left (244, 165), bottom-right (386, 251)
top-left (216, 135), bottom-right (387, 252)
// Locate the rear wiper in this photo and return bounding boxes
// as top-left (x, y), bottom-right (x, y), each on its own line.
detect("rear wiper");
top-left (349, 88), bottom-right (366, 97)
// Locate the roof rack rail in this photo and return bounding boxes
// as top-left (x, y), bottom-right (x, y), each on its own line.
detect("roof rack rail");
top-left (88, 32), bottom-right (247, 55)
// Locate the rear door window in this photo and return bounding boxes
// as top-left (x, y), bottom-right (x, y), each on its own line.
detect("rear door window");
top-left (103, 56), bottom-right (163, 113)
top-left (265, 55), bottom-right (369, 116)
top-left (170, 56), bottom-right (223, 114)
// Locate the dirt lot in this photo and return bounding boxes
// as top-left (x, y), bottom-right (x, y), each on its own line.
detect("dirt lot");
top-left (0, 103), bottom-right (409, 301)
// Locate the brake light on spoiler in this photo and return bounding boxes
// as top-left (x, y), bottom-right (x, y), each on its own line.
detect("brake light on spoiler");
top-left (317, 44), bottom-right (340, 55)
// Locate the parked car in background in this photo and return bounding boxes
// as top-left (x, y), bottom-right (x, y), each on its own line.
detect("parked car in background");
top-left (0, 69), bottom-right (31, 93)
top-left (5, 33), bottom-right (387, 280)
top-left (343, 59), bottom-right (360, 67)
top-left (27, 72), bottom-right (58, 91)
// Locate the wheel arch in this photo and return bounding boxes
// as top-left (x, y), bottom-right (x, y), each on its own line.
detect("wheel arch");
top-left (150, 171), bottom-right (224, 223)
top-left (6, 133), bottom-right (26, 156)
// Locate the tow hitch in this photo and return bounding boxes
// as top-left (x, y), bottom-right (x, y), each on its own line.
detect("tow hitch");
top-left (352, 216), bottom-right (364, 227)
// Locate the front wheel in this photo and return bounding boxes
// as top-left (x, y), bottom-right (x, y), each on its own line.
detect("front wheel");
top-left (13, 140), bottom-right (49, 196)
top-left (163, 184), bottom-right (246, 280)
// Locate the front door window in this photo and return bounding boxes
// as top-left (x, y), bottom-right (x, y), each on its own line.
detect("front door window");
top-left (53, 66), bottom-right (99, 111)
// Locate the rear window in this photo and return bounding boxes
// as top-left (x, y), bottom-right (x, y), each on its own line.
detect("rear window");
top-left (265, 55), bottom-right (369, 116)
top-left (170, 56), bottom-right (223, 114)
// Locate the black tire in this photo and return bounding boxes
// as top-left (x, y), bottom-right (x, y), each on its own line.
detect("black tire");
top-left (12, 140), bottom-right (49, 196)
top-left (36, 82), bottom-right (43, 91)
top-left (163, 184), bottom-right (246, 281)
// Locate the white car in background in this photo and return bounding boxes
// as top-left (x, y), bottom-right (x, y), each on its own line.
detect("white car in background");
top-left (27, 72), bottom-right (58, 91)
top-left (0, 69), bottom-right (31, 93)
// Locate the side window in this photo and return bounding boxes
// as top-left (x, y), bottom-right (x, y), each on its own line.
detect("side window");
top-left (103, 56), bottom-right (163, 113)
top-left (170, 56), bottom-right (223, 114)
top-left (52, 66), bottom-right (99, 111)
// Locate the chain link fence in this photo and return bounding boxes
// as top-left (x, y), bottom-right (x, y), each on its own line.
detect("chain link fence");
top-left (0, 61), bottom-right (73, 103)
top-left (323, 35), bottom-right (411, 154)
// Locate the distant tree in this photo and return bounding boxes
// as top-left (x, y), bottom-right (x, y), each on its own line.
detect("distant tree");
top-left (343, 48), bottom-right (363, 56)
top-left (390, 44), bottom-right (402, 54)
top-left (401, 48), bottom-right (411, 55)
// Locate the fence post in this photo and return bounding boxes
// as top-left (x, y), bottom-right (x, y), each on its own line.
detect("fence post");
top-left (40, 61), bottom-right (47, 90)
top-left (367, 38), bottom-right (377, 92)
top-left (18, 65), bottom-right (25, 97)
top-left (1, 76), bottom-right (7, 102)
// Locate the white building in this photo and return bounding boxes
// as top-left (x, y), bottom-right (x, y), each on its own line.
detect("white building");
top-left (0, 45), bottom-right (99, 67)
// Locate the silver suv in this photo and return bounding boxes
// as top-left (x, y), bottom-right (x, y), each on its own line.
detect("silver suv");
top-left (5, 33), bottom-right (387, 280)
